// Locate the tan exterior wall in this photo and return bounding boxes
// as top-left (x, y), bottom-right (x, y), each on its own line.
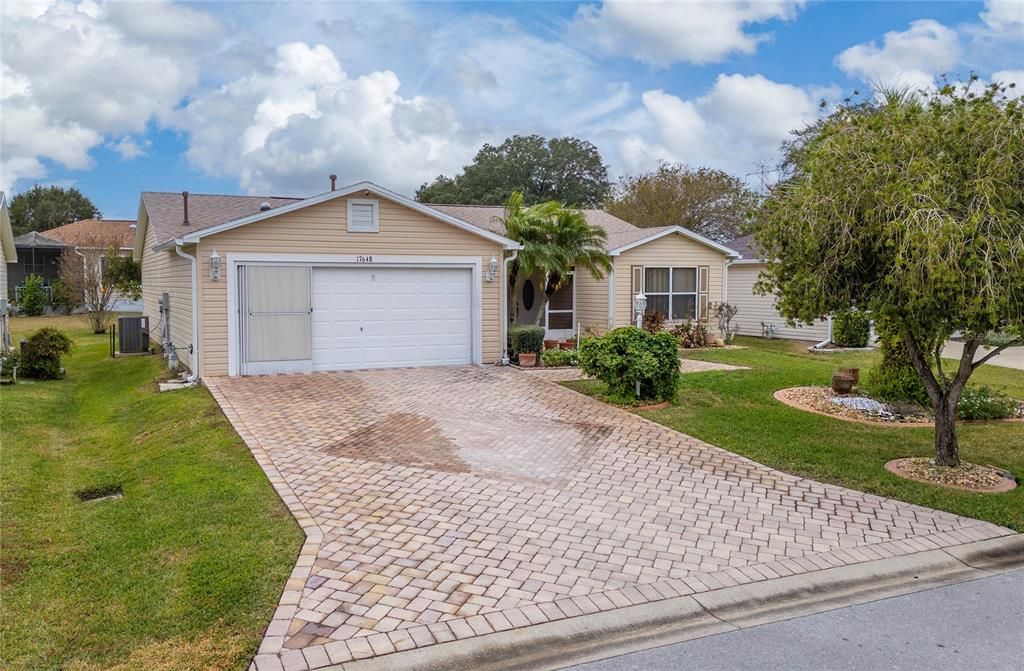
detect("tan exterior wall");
top-left (140, 225), bottom-right (194, 369)
top-left (612, 235), bottom-right (728, 327)
top-left (196, 196), bottom-right (506, 376)
top-left (574, 267), bottom-right (610, 335)
top-left (0, 241), bottom-right (7, 299)
top-left (727, 263), bottom-right (830, 342)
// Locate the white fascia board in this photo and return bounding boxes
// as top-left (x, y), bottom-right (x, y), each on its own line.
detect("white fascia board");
top-left (728, 258), bottom-right (768, 266)
top-left (132, 196), bottom-right (149, 261)
top-left (177, 181), bottom-right (523, 250)
top-left (608, 226), bottom-right (740, 258)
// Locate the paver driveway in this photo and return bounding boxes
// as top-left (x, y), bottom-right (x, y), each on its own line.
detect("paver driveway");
top-left (205, 367), bottom-right (1010, 671)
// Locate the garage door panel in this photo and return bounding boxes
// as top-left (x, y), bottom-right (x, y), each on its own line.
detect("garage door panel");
top-left (311, 266), bottom-right (474, 371)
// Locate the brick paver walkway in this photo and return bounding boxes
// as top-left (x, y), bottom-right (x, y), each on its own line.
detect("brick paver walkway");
top-left (205, 367), bottom-right (1010, 671)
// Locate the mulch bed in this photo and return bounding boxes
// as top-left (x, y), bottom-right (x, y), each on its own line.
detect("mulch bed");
top-left (885, 457), bottom-right (1017, 493)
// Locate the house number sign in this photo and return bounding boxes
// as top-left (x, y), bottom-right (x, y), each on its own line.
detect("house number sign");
top-left (355, 255), bottom-right (374, 263)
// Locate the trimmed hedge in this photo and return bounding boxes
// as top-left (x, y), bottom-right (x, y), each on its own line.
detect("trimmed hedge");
top-left (578, 326), bottom-right (680, 403)
top-left (541, 348), bottom-right (578, 367)
top-left (832, 310), bottom-right (871, 347)
top-left (20, 327), bottom-right (73, 380)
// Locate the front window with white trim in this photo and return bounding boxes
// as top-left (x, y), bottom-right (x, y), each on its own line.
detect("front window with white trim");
top-left (347, 198), bottom-right (379, 232)
top-left (644, 267), bottom-right (697, 321)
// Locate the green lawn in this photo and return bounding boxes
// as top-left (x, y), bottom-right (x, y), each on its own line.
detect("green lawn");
top-left (565, 336), bottom-right (1024, 532)
top-left (1, 315), bottom-right (303, 671)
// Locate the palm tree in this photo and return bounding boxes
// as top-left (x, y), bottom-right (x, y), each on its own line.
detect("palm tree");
top-left (499, 192), bottom-right (611, 326)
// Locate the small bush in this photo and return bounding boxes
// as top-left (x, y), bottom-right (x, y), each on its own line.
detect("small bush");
top-left (670, 320), bottom-right (711, 349)
top-left (957, 386), bottom-right (1018, 420)
top-left (542, 348), bottom-right (578, 367)
top-left (578, 326), bottom-right (680, 403)
top-left (50, 278), bottom-right (79, 315)
top-left (712, 302), bottom-right (739, 344)
top-left (832, 309), bottom-right (871, 347)
top-left (865, 321), bottom-right (930, 406)
top-left (18, 274), bottom-right (48, 316)
top-left (20, 327), bottom-right (73, 380)
top-left (509, 325), bottom-right (544, 362)
top-left (1, 350), bottom-right (21, 377)
top-left (642, 311), bottom-right (666, 333)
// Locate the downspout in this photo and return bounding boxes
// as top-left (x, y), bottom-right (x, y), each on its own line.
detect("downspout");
top-left (500, 248), bottom-right (519, 365)
top-left (175, 245), bottom-right (200, 383)
top-left (813, 315), bottom-right (833, 350)
top-left (606, 267), bottom-right (615, 331)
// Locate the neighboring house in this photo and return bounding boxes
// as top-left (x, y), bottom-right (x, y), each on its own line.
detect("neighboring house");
top-left (0, 192), bottom-right (16, 349)
top-left (6, 218), bottom-right (136, 301)
top-left (726, 234), bottom-right (831, 342)
top-left (134, 181), bottom-right (738, 379)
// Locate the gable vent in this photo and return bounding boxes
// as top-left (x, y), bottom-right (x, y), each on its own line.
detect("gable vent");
top-left (347, 199), bottom-right (379, 233)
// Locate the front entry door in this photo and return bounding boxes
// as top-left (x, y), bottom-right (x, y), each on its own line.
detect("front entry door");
top-left (544, 273), bottom-right (575, 339)
top-left (239, 265), bottom-right (313, 375)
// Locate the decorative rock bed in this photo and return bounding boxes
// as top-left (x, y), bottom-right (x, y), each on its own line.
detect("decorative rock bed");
top-left (885, 458), bottom-right (1016, 493)
top-left (774, 386), bottom-right (932, 425)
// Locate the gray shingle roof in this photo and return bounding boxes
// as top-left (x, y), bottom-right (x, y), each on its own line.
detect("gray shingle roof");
top-left (429, 204), bottom-right (644, 252)
top-left (13, 230), bottom-right (66, 248)
top-left (142, 192), bottom-right (301, 246)
top-left (727, 233), bottom-right (762, 260)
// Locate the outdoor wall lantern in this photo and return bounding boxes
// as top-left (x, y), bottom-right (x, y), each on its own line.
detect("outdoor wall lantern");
top-left (633, 292), bottom-right (647, 328)
top-left (487, 255), bottom-right (499, 282)
top-left (209, 250), bottom-right (221, 281)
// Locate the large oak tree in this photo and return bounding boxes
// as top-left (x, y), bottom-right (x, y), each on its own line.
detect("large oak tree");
top-left (757, 81), bottom-right (1023, 467)
top-left (10, 185), bottom-right (100, 235)
top-left (416, 135), bottom-right (610, 207)
top-left (605, 163), bottom-right (759, 242)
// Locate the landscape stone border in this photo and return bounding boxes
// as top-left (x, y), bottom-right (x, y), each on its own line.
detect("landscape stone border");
top-left (884, 459), bottom-right (1017, 494)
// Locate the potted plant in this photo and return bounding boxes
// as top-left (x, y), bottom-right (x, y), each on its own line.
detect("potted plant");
top-left (519, 352), bottom-right (538, 367)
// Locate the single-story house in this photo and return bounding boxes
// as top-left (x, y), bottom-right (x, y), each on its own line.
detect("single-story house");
top-left (726, 233), bottom-right (831, 342)
top-left (1, 192), bottom-right (16, 349)
top-left (134, 181), bottom-right (738, 379)
top-left (6, 218), bottom-right (136, 301)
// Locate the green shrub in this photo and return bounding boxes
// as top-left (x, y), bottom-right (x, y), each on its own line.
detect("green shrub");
top-left (50, 278), bottom-right (79, 315)
top-left (1, 350), bottom-right (21, 377)
top-left (832, 309), bottom-right (871, 347)
top-left (864, 320), bottom-right (930, 406)
top-left (508, 325), bottom-right (545, 362)
top-left (957, 386), bottom-right (1018, 420)
top-left (578, 326), bottom-right (680, 403)
top-left (18, 274), bottom-right (48, 316)
top-left (670, 320), bottom-right (711, 349)
top-left (20, 327), bottom-right (73, 380)
top-left (542, 348), bottom-right (578, 367)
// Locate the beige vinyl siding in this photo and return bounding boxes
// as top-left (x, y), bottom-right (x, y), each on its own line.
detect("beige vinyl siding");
top-left (140, 225), bottom-right (194, 369)
top-left (727, 262), bottom-right (830, 341)
top-left (197, 196), bottom-right (505, 377)
top-left (612, 235), bottom-right (728, 327)
top-left (0, 241), bottom-right (7, 299)
top-left (574, 267), bottom-right (610, 335)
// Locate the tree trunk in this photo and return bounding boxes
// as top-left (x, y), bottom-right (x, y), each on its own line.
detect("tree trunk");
top-left (932, 395), bottom-right (960, 467)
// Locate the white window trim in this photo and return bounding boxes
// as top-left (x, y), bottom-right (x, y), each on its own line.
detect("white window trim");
top-left (644, 266), bottom-right (698, 322)
top-left (346, 198), bottom-right (379, 233)
top-left (226, 252), bottom-right (483, 376)
top-left (544, 271), bottom-right (575, 337)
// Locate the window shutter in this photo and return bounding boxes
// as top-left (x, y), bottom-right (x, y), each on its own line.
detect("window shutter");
top-left (698, 266), bottom-right (710, 320)
top-left (631, 265), bottom-right (643, 322)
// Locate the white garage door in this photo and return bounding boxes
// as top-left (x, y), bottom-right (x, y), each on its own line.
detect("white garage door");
top-left (311, 266), bottom-right (473, 371)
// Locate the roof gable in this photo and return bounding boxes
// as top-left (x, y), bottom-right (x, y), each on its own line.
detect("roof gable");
top-left (0, 192), bottom-right (15, 262)
top-left (137, 183), bottom-right (520, 253)
top-left (44, 218), bottom-right (136, 248)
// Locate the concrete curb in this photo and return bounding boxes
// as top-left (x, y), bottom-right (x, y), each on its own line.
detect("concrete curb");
top-left (332, 535), bottom-right (1022, 671)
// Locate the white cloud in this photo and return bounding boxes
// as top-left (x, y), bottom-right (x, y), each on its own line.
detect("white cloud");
top-left (0, 0), bottom-right (213, 192)
top-left (108, 136), bottom-right (150, 160)
top-left (572, 0), bottom-right (805, 66)
top-left (837, 19), bottom-right (960, 91)
top-left (173, 42), bottom-right (485, 196)
top-left (992, 69), bottom-right (1024, 97)
top-left (598, 74), bottom-right (832, 179)
top-left (981, 0), bottom-right (1024, 33)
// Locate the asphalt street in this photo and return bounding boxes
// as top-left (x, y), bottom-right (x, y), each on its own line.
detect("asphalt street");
top-left (563, 569), bottom-right (1024, 671)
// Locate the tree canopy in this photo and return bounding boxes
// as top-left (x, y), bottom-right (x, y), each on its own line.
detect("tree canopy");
top-left (10, 185), bottom-right (100, 236)
top-left (605, 163), bottom-right (759, 242)
top-left (756, 80), bottom-right (1024, 466)
top-left (416, 135), bottom-right (611, 207)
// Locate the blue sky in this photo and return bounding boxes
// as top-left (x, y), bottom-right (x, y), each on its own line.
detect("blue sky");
top-left (2, 1), bottom-right (1021, 219)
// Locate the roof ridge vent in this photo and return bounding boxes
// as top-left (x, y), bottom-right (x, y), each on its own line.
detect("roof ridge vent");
top-left (259, 201), bottom-right (271, 211)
